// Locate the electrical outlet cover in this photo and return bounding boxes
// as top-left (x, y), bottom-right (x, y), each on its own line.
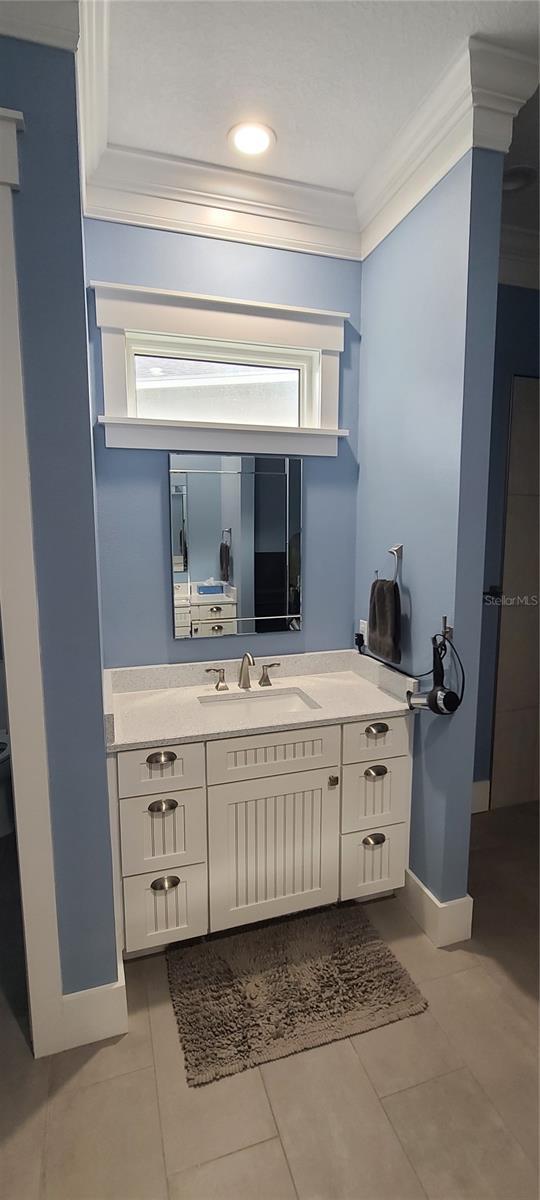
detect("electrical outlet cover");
top-left (359, 619), bottom-right (368, 637)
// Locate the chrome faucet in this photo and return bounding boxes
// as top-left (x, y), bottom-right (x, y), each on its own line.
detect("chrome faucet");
top-left (238, 652), bottom-right (255, 690)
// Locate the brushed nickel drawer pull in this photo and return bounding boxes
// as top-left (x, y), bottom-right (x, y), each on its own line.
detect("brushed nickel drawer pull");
top-left (365, 722), bottom-right (389, 737)
top-left (146, 750), bottom-right (177, 766)
top-left (209, 605), bottom-right (223, 613)
top-left (363, 832), bottom-right (386, 847)
top-left (211, 624), bottom-right (224, 632)
top-left (364, 765), bottom-right (388, 780)
top-left (328, 774), bottom-right (340, 787)
top-left (148, 798), bottom-right (179, 815)
top-left (150, 874), bottom-right (180, 892)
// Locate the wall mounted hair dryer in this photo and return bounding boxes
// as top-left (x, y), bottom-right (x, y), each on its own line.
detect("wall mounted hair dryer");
top-left (407, 625), bottom-right (465, 715)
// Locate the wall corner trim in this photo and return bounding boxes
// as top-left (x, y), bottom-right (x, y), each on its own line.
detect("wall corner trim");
top-left (401, 868), bottom-right (474, 947)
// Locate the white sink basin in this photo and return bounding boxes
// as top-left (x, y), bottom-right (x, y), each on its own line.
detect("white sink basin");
top-left (197, 687), bottom-right (321, 717)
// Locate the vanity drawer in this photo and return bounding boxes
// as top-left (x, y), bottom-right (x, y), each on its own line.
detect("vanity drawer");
top-left (340, 823), bottom-right (408, 900)
top-left (207, 724), bottom-right (341, 785)
top-left (341, 756), bottom-right (411, 834)
top-left (343, 716), bottom-right (410, 764)
top-left (192, 619), bottom-right (237, 638)
top-left (123, 862), bottom-right (208, 953)
top-left (118, 742), bottom-right (205, 799)
top-left (120, 787), bottom-right (207, 876)
top-left (190, 602), bottom-right (236, 621)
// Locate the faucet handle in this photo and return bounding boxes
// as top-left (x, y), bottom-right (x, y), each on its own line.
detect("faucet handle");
top-left (258, 662), bottom-right (281, 688)
top-left (205, 667), bottom-right (228, 692)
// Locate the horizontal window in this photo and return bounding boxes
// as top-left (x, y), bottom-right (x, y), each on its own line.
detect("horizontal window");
top-left (133, 351), bottom-right (302, 428)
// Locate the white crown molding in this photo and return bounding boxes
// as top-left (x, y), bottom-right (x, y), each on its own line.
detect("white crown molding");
top-left (77, 0), bottom-right (109, 179)
top-left (357, 37), bottom-right (539, 259)
top-left (499, 223), bottom-right (539, 290)
top-left (0, 0), bottom-right (79, 51)
top-left (86, 144), bottom-right (363, 260)
top-left (79, 19), bottom-right (538, 261)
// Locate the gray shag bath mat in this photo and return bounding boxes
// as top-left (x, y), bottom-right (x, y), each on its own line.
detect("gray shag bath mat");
top-left (166, 904), bottom-right (427, 1086)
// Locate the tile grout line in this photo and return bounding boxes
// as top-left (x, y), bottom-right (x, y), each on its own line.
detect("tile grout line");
top-left (381, 1062), bottom-right (539, 1179)
top-left (349, 1037), bottom-right (467, 1102)
top-left (344, 1034), bottom-right (430, 1200)
top-left (143, 959), bottom-right (171, 1199)
top-left (38, 1057), bottom-right (54, 1200)
top-left (166, 1135), bottom-right (289, 1188)
top-left (258, 1065), bottom-right (301, 1200)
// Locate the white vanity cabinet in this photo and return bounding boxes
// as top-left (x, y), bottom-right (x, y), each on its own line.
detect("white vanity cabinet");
top-left (110, 712), bottom-right (413, 955)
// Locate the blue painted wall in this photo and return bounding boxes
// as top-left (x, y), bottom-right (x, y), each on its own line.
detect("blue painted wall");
top-left (0, 38), bottom-right (117, 993)
top-left (85, 220), bottom-right (362, 666)
top-left (474, 284), bottom-right (539, 781)
top-left (356, 150), bottom-right (503, 901)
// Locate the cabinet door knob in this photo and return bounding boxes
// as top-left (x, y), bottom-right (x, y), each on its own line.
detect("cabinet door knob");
top-left (150, 875), bottom-right (180, 892)
top-left (364, 765), bottom-right (388, 779)
top-left (146, 750), bottom-right (177, 766)
top-left (148, 798), bottom-right (179, 815)
top-left (365, 722), bottom-right (389, 737)
top-left (211, 624), bottom-right (224, 632)
top-left (209, 606), bottom-right (223, 613)
top-left (328, 774), bottom-right (340, 787)
top-left (363, 832), bottom-right (386, 847)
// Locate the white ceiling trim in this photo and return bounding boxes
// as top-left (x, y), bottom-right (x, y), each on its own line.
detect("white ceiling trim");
top-left (0, 1), bottom-right (79, 51)
top-left (78, 19), bottom-right (538, 262)
top-left (357, 38), bottom-right (539, 259)
top-left (499, 224), bottom-right (539, 290)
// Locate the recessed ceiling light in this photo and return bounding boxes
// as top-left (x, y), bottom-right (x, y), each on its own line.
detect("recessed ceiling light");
top-left (503, 165), bottom-right (538, 192)
top-left (229, 122), bottom-right (276, 156)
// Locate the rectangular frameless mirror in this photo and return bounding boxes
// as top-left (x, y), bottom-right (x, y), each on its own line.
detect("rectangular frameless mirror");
top-left (169, 454), bottom-right (302, 639)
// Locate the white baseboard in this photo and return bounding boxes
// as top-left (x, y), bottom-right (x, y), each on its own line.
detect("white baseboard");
top-left (401, 868), bottom-right (473, 947)
top-left (471, 780), bottom-right (490, 813)
top-left (36, 960), bottom-right (128, 1057)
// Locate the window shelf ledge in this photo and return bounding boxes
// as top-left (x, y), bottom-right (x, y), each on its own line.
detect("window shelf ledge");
top-left (97, 416), bottom-right (349, 457)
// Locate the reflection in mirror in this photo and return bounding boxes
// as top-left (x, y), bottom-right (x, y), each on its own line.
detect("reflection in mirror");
top-left (169, 455), bottom-right (302, 639)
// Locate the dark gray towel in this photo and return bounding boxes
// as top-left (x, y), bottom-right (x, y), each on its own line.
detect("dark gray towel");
top-left (219, 541), bottom-right (230, 583)
top-left (368, 579), bottom-right (401, 664)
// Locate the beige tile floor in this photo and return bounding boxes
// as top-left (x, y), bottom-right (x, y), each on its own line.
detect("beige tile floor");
top-left (0, 803), bottom-right (538, 1200)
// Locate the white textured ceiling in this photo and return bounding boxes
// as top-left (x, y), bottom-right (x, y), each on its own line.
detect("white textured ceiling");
top-left (108, 1), bottom-right (539, 194)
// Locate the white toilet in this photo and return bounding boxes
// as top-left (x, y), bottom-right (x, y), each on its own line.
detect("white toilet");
top-left (0, 731), bottom-right (13, 838)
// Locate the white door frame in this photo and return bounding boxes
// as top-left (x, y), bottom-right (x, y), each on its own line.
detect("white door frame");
top-left (0, 107), bottom-right (127, 1056)
top-left (0, 107), bottom-right (65, 1055)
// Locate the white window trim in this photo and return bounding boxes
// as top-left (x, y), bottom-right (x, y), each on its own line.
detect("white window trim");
top-left (92, 282), bottom-right (350, 457)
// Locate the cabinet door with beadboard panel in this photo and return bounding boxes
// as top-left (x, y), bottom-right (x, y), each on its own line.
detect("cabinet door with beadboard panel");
top-left (120, 787), bottom-right (207, 876)
top-left (208, 767), bottom-right (340, 930)
top-left (207, 724), bottom-right (340, 786)
top-left (341, 755), bottom-right (411, 833)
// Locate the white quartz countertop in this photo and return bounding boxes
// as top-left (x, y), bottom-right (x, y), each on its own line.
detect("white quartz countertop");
top-left (107, 669), bottom-right (410, 752)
